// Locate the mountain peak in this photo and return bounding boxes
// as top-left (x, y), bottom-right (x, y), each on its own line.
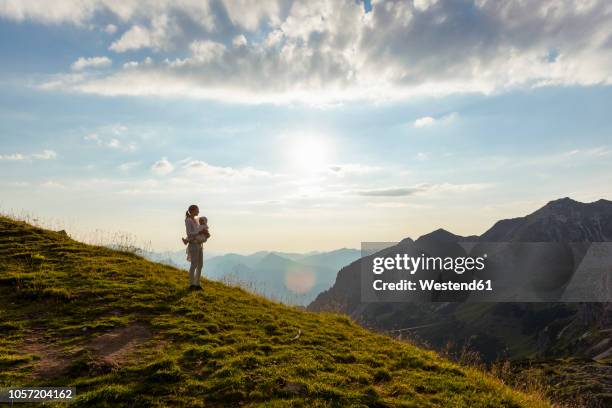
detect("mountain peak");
top-left (542, 197), bottom-right (612, 209)
top-left (547, 196), bottom-right (576, 204)
top-left (543, 197), bottom-right (581, 209)
top-left (481, 196), bottom-right (612, 242)
top-left (256, 252), bottom-right (295, 269)
top-left (416, 228), bottom-right (463, 243)
top-left (537, 197), bottom-right (612, 216)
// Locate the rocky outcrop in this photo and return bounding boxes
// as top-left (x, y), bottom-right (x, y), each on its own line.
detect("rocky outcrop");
top-left (309, 197), bottom-right (612, 362)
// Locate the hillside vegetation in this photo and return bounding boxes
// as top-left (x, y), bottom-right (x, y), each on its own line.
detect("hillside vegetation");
top-left (0, 216), bottom-right (548, 407)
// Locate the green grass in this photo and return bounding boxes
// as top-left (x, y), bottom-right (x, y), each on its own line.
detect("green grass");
top-left (0, 216), bottom-right (549, 407)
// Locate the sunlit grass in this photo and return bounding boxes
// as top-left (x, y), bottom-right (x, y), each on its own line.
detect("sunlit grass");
top-left (0, 215), bottom-right (549, 407)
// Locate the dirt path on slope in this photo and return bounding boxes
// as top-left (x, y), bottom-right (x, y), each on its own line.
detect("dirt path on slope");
top-left (21, 322), bottom-right (153, 378)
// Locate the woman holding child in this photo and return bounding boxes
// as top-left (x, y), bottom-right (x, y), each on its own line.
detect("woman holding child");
top-left (183, 204), bottom-right (210, 290)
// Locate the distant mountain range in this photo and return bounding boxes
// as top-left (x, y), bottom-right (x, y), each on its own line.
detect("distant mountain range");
top-left (309, 198), bottom-right (612, 364)
top-left (204, 249), bottom-right (361, 305)
top-left (142, 248), bottom-right (361, 306)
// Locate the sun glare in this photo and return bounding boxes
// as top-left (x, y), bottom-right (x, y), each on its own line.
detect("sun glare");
top-left (287, 136), bottom-right (333, 173)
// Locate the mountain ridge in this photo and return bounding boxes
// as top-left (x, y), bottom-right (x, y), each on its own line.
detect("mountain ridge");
top-left (204, 249), bottom-right (361, 305)
top-left (307, 197), bottom-right (612, 405)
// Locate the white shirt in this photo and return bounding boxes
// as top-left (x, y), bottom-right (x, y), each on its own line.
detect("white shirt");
top-left (185, 217), bottom-right (205, 239)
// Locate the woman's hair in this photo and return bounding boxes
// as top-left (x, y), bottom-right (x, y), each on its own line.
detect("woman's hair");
top-left (185, 204), bottom-right (199, 219)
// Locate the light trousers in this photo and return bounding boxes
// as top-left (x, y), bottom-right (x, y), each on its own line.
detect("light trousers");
top-left (188, 242), bottom-right (203, 286)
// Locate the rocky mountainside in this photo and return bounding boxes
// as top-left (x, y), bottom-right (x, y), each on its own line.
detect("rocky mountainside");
top-left (481, 197), bottom-right (612, 242)
top-left (308, 198), bottom-right (612, 406)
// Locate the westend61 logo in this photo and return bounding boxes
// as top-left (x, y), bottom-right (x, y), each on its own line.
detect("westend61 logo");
top-left (372, 253), bottom-right (487, 275)
top-left (360, 241), bottom-right (612, 303)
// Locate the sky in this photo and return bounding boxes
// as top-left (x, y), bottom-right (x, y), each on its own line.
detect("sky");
top-left (1, 0), bottom-right (612, 254)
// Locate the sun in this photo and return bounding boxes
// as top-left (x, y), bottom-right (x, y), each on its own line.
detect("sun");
top-left (287, 136), bottom-right (333, 173)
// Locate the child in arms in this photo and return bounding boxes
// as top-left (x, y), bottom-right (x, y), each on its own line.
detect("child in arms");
top-left (183, 216), bottom-right (210, 245)
top-left (183, 216), bottom-right (211, 262)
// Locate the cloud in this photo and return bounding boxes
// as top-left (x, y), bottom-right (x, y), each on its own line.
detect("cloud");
top-left (475, 145), bottom-right (612, 170)
top-left (71, 56), bottom-right (112, 70)
top-left (0, 0), bottom-right (98, 24)
top-left (355, 186), bottom-right (425, 197)
top-left (151, 158), bottom-right (174, 175)
top-left (413, 112), bottom-right (457, 128)
top-left (104, 24), bottom-right (117, 34)
top-left (181, 159), bottom-right (272, 179)
top-left (107, 138), bottom-right (136, 151)
top-left (187, 40), bottom-right (226, 63)
top-left (41, 180), bottom-right (66, 189)
top-left (122, 57), bottom-right (152, 69)
top-left (118, 161), bottom-right (141, 171)
top-left (1, 181), bottom-right (31, 187)
top-left (414, 116), bottom-right (435, 128)
top-left (563, 146), bottom-right (612, 158)
top-left (83, 126), bottom-right (136, 151)
top-left (9, 0), bottom-right (612, 103)
top-left (109, 16), bottom-right (172, 52)
top-left (0, 150), bottom-right (57, 161)
top-left (232, 34), bottom-right (247, 48)
top-left (84, 133), bottom-right (100, 143)
top-left (354, 182), bottom-right (491, 197)
top-left (328, 163), bottom-right (382, 176)
top-left (31, 150), bottom-right (58, 159)
top-left (0, 153), bottom-right (25, 161)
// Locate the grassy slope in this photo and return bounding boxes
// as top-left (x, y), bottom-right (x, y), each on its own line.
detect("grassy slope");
top-left (0, 217), bottom-right (548, 407)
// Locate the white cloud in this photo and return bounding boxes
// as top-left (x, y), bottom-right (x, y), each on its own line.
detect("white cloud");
top-left (10, 0), bottom-right (612, 103)
top-left (181, 159), bottom-right (272, 179)
top-left (110, 25), bottom-right (153, 52)
top-left (189, 40), bottom-right (226, 63)
top-left (104, 23), bottom-right (117, 34)
top-left (413, 0), bottom-right (438, 12)
top-left (0, 150), bottom-right (57, 161)
top-left (84, 133), bottom-right (100, 142)
top-left (0, 153), bottom-right (26, 161)
top-left (109, 14), bottom-right (173, 52)
top-left (118, 161), bottom-right (141, 171)
top-left (71, 56), bottom-right (112, 70)
top-left (565, 146), bottom-right (612, 158)
top-left (110, 26), bottom-right (148, 51)
top-left (0, 0), bottom-right (98, 24)
top-left (111, 124), bottom-right (128, 134)
top-left (109, 139), bottom-right (136, 151)
top-left (108, 138), bottom-right (121, 149)
top-left (83, 126), bottom-right (136, 151)
top-left (414, 116), bottom-right (435, 128)
top-left (31, 150), bottom-right (58, 159)
top-left (122, 57), bottom-right (152, 69)
top-left (223, 0), bottom-right (280, 31)
top-left (151, 158), bottom-right (174, 175)
top-left (232, 34), bottom-right (247, 48)
top-left (414, 112), bottom-right (457, 128)
top-left (475, 145), bottom-right (612, 170)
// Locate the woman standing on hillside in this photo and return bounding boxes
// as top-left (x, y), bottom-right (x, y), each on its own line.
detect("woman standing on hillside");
top-left (184, 204), bottom-right (205, 290)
